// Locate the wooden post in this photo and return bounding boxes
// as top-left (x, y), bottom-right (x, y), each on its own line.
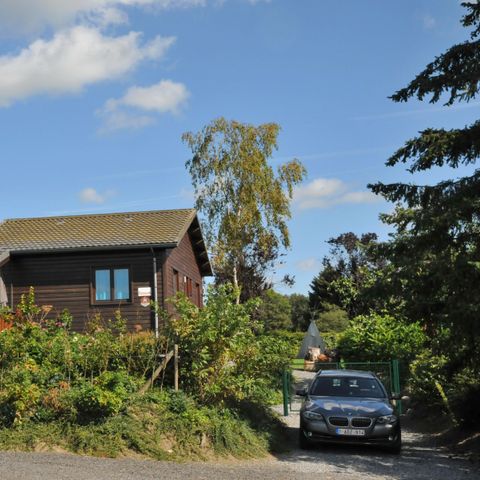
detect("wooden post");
top-left (282, 369), bottom-right (289, 416)
top-left (174, 344), bottom-right (179, 391)
top-left (139, 350), bottom-right (174, 395)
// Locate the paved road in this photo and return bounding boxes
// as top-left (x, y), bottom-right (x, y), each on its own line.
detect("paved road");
top-left (0, 432), bottom-right (478, 480)
top-left (0, 371), bottom-right (478, 479)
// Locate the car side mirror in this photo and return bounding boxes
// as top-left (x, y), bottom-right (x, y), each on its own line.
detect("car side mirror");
top-left (296, 387), bottom-right (308, 397)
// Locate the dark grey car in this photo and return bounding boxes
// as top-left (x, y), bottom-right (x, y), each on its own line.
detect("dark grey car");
top-left (297, 369), bottom-right (402, 453)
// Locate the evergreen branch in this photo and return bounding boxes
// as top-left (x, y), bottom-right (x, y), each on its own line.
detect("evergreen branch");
top-left (391, 2), bottom-right (480, 106)
top-left (391, 40), bottom-right (480, 105)
top-left (385, 121), bottom-right (480, 171)
top-left (369, 169), bottom-right (480, 207)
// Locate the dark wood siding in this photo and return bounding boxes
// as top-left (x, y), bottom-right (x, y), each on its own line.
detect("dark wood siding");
top-left (165, 229), bottom-right (203, 308)
top-left (1, 229), bottom-right (206, 330)
top-left (2, 249), bottom-right (161, 332)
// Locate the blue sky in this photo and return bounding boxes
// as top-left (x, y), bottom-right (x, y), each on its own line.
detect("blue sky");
top-left (0, 0), bottom-right (476, 295)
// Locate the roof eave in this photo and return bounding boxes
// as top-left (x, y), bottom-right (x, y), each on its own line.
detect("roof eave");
top-left (0, 250), bottom-right (10, 268)
top-left (7, 243), bottom-right (178, 256)
top-left (187, 216), bottom-right (213, 277)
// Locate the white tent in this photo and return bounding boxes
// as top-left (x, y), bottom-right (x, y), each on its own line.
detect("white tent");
top-left (297, 320), bottom-right (326, 359)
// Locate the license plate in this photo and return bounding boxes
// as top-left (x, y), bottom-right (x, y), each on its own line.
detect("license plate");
top-left (335, 428), bottom-right (366, 436)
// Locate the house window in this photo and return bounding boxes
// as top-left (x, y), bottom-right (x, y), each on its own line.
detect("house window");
top-left (93, 267), bottom-right (130, 303)
top-left (195, 282), bottom-right (201, 306)
top-left (186, 277), bottom-right (193, 297)
top-left (173, 269), bottom-right (180, 294)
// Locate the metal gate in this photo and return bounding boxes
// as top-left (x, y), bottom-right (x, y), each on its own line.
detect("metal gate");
top-left (282, 359), bottom-right (402, 416)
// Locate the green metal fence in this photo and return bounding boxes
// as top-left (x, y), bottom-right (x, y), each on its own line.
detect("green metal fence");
top-left (283, 359), bottom-right (403, 416)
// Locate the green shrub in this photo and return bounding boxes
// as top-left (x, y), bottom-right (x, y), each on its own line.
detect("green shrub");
top-left (169, 285), bottom-right (290, 404)
top-left (68, 372), bottom-right (138, 423)
top-left (337, 313), bottom-right (426, 363)
top-left (268, 330), bottom-right (304, 358)
top-left (0, 287), bottom-right (289, 459)
top-left (315, 304), bottom-right (349, 333)
top-left (448, 367), bottom-right (480, 426)
top-left (0, 362), bottom-right (42, 426)
top-left (117, 331), bottom-right (168, 378)
top-left (320, 331), bottom-right (339, 351)
top-left (408, 350), bottom-right (448, 409)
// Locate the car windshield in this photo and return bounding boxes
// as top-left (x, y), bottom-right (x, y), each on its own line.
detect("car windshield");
top-left (310, 376), bottom-right (385, 398)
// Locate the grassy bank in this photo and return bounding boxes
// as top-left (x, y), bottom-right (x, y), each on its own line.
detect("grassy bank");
top-left (0, 390), bottom-right (286, 460)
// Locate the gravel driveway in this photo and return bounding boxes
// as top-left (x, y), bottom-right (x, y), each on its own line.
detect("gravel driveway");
top-left (0, 371), bottom-right (478, 480)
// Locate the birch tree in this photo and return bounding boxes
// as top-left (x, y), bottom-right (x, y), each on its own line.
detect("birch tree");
top-left (182, 117), bottom-right (306, 303)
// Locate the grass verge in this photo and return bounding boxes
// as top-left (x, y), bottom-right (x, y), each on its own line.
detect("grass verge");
top-left (0, 390), bottom-right (287, 461)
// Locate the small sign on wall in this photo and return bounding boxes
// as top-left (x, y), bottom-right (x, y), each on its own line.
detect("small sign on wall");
top-left (138, 287), bottom-right (152, 308)
top-left (138, 287), bottom-right (152, 297)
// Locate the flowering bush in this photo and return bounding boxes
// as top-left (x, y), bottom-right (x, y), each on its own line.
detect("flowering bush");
top-left (0, 289), bottom-right (167, 426)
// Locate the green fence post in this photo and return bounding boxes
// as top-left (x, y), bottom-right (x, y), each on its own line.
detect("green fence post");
top-left (282, 369), bottom-right (289, 417)
top-left (392, 359), bottom-right (402, 415)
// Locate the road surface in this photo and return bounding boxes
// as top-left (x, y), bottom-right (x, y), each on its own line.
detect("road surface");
top-left (0, 371), bottom-right (477, 479)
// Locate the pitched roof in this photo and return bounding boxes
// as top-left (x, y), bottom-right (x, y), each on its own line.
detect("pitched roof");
top-left (0, 209), bottom-right (212, 275)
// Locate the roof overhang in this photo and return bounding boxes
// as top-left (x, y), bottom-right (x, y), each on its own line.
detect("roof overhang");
top-left (0, 250), bottom-right (10, 268)
top-left (7, 243), bottom-right (177, 257)
top-left (187, 216), bottom-right (213, 277)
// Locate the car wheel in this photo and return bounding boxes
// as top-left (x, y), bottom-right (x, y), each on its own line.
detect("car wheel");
top-left (385, 431), bottom-right (402, 454)
top-left (298, 429), bottom-right (313, 450)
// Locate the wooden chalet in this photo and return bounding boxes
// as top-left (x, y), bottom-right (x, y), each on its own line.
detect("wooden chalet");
top-left (0, 209), bottom-right (212, 332)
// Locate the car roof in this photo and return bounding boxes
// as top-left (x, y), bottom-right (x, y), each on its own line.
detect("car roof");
top-left (316, 369), bottom-right (376, 378)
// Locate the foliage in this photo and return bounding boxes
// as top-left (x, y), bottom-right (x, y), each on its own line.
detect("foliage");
top-left (169, 285), bottom-right (291, 404)
top-left (254, 289), bottom-right (292, 331)
top-left (337, 313), bottom-right (427, 363)
top-left (289, 293), bottom-right (310, 331)
top-left (320, 331), bottom-right (340, 351)
top-left (309, 233), bottom-right (386, 319)
top-left (68, 372), bottom-right (139, 423)
top-left (0, 291), bottom-right (168, 426)
top-left (0, 288), bottom-right (289, 458)
top-left (366, 2), bottom-right (480, 420)
top-left (266, 330), bottom-right (304, 358)
top-left (448, 367), bottom-right (480, 426)
top-left (182, 117), bottom-right (306, 302)
top-left (408, 350), bottom-right (449, 409)
top-left (0, 389), bottom-right (284, 460)
top-left (409, 353), bottom-right (480, 426)
top-left (315, 303), bottom-right (349, 333)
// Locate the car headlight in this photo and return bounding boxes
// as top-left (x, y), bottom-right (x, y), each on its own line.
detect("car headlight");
top-left (376, 415), bottom-right (397, 424)
top-left (303, 410), bottom-right (325, 422)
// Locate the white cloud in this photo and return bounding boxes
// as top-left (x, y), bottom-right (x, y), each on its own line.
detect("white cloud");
top-left (296, 257), bottom-right (321, 272)
top-left (0, 1), bottom-right (207, 34)
top-left (0, 26), bottom-right (175, 107)
top-left (98, 110), bottom-right (157, 133)
top-left (98, 80), bottom-right (189, 132)
top-left (107, 80), bottom-right (189, 114)
top-left (79, 187), bottom-right (116, 204)
top-left (0, 0), bottom-right (270, 35)
top-left (293, 177), bottom-right (380, 210)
